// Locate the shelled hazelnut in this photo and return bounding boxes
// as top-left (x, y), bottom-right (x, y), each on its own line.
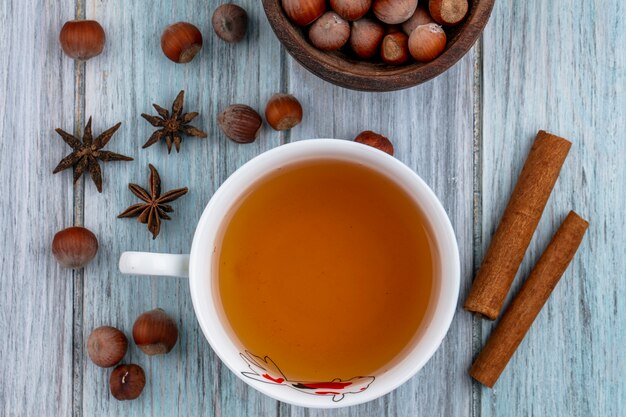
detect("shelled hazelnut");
top-left (308, 12), bottom-right (350, 51)
top-left (408, 23), bottom-right (447, 62)
top-left (381, 32), bottom-right (409, 65)
top-left (52, 226), bottom-right (98, 269)
top-left (109, 364), bottom-right (146, 401)
top-left (402, 5), bottom-right (435, 35)
top-left (372, 0), bottom-right (418, 25)
top-left (429, 0), bottom-right (469, 26)
top-left (133, 308), bottom-right (179, 355)
top-left (355, 131), bottom-right (394, 155)
top-left (330, 0), bottom-right (372, 21)
top-left (265, 94), bottom-right (303, 131)
top-left (161, 22), bottom-right (203, 63)
top-left (350, 19), bottom-right (385, 59)
top-left (282, 0), bottom-right (326, 26)
top-left (59, 20), bottom-right (106, 60)
top-left (87, 326), bottom-right (128, 368)
top-left (218, 104), bottom-right (263, 143)
top-left (280, 0), bottom-right (463, 65)
top-left (212, 4), bottom-right (248, 43)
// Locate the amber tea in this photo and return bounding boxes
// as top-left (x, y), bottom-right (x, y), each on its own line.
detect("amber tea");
top-left (218, 159), bottom-right (434, 381)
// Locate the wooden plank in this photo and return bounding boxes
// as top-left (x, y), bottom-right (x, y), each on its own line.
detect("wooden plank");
top-left (479, 0), bottom-right (626, 415)
top-left (4, 0), bottom-right (625, 415)
top-left (80, 1), bottom-right (283, 416)
top-left (0, 0), bottom-right (75, 416)
top-left (281, 51), bottom-right (477, 416)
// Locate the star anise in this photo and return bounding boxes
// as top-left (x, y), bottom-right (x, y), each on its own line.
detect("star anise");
top-left (141, 90), bottom-right (207, 153)
top-left (118, 164), bottom-right (188, 239)
top-left (53, 117), bottom-right (133, 192)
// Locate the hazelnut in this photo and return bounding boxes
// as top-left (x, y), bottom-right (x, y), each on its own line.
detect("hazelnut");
top-left (308, 12), bottom-right (350, 51)
top-left (218, 104), bottom-right (263, 144)
top-left (408, 23), bottom-right (447, 62)
top-left (265, 94), bottom-right (303, 131)
top-left (109, 364), bottom-right (146, 401)
top-left (87, 326), bottom-right (128, 368)
top-left (372, 0), bottom-right (418, 24)
top-left (329, 0), bottom-right (372, 21)
top-left (402, 5), bottom-right (435, 35)
top-left (212, 4), bottom-right (248, 43)
top-left (354, 131), bottom-right (394, 156)
top-left (429, 0), bottom-right (469, 26)
top-left (133, 308), bottom-right (178, 355)
top-left (51, 226), bottom-right (98, 269)
top-left (59, 20), bottom-right (105, 60)
top-left (349, 19), bottom-right (385, 59)
top-left (381, 32), bottom-right (410, 65)
top-left (281, 0), bottom-right (326, 27)
top-left (161, 22), bottom-right (203, 63)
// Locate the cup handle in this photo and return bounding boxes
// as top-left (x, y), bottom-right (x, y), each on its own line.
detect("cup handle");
top-left (119, 252), bottom-right (190, 278)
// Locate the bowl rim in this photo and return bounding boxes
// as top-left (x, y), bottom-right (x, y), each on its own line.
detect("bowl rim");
top-left (262, 0), bottom-right (495, 92)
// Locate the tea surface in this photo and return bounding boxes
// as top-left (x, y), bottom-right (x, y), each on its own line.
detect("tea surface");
top-left (218, 160), bottom-right (433, 381)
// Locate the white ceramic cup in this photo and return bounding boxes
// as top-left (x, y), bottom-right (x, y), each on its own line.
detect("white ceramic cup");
top-left (119, 139), bottom-right (460, 408)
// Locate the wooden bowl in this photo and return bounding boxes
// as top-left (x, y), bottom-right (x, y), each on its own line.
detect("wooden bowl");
top-left (262, 0), bottom-right (495, 92)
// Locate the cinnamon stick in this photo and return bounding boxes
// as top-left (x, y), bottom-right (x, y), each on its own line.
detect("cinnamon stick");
top-left (469, 211), bottom-right (589, 387)
top-left (465, 131), bottom-right (572, 319)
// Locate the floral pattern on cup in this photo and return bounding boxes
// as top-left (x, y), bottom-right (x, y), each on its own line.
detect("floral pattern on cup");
top-left (240, 351), bottom-right (375, 402)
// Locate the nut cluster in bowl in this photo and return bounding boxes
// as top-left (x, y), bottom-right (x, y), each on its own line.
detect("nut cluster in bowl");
top-left (281, 0), bottom-right (469, 65)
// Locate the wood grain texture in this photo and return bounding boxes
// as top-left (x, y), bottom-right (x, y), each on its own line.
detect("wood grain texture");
top-left (2, 0), bottom-right (625, 416)
top-left (280, 49), bottom-right (476, 416)
top-left (479, 0), bottom-right (626, 415)
top-left (80, 1), bottom-right (282, 416)
top-left (0, 1), bottom-right (75, 416)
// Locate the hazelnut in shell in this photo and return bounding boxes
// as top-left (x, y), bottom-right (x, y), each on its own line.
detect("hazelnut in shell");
top-left (87, 326), bottom-right (128, 368)
top-left (109, 364), bottom-right (146, 401)
top-left (161, 22), bottom-right (203, 63)
top-left (330, 0), bottom-right (372, 21)
top-left (355, 131), bottom-right (394, 156)
top-left (402, 5), bottom-right (435, 35)
top-left (218, 104), bottom-right (263, 144)
top-left (59, 20), bottom-right (106, 60)
top-left (429, 0), bottom-right (469, 26)
top-left (408, 23), bottom-right (447, 62)
top-left (349, 18), bottom-right (385, 59)
top-left (265, 94), bottom-right (303, 131)
top-left (212, 4), bottom-right (248, 43)
top-left (52, 226), bottom-right (98, 269)
top-left (308, 12), bottom-right (350, 51)
top-left (381, 32), bottom-right (410, 65)
top-left (281, 0), bottom-right (326, 27)
top-left (372, 0), bottom-right (418, 25)
top-left (133, 308), bottom-right (179, 355)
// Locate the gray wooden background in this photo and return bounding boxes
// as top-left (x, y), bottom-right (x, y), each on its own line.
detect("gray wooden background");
top-left (1, 0), bottom-right (624, 416)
